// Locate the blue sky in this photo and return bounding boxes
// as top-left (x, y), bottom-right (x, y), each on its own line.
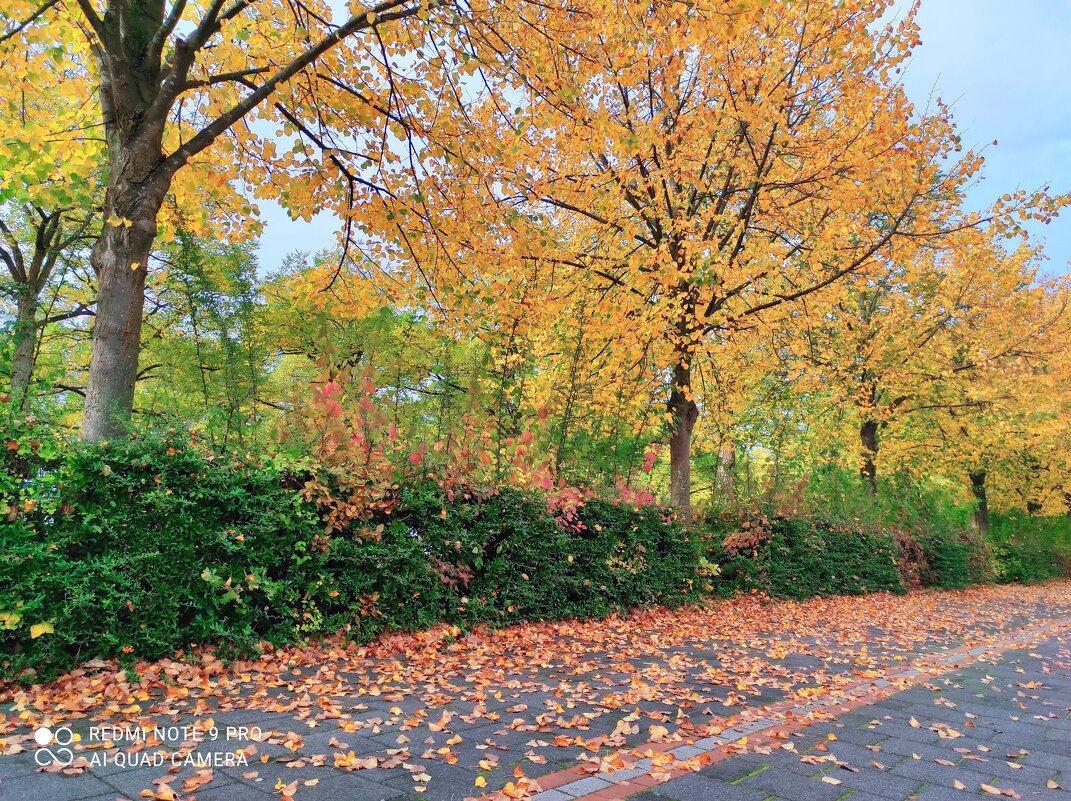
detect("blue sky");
top-left (254, 1), bottom-right (1071, 276)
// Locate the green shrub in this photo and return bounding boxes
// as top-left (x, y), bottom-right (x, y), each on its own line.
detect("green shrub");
top-left (1, 432), bottom-right (326, 681)
top-left (987, 514), bottom-right (1071, 584)
top-left (1, 432), bottom-right (325, 681)
top-left (916, 528), bottom-right (989, 589)
top-left (1, 434), bottom-right (701, 682)
top-left (320, 487), bottom-right (703, 632)
top-left (705, 516), bottom-right (904, 599)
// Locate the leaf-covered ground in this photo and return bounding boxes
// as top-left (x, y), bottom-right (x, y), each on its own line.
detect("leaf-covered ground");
top-left (1, 582), bottom-right (1069, 801)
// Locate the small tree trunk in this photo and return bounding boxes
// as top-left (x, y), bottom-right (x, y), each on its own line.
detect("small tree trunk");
top-left (716, 442), bottom-right (736, 504)
top-left (860, 418), bottom-right (879, 496)
top-left (9, 292), bottom-right (37, 411)
top-left (668, 364), bottom-right (698, 524)
top-left (969, 471), bottom-right (990, 536)
top-left (81, 207), bottom-right (156, 440)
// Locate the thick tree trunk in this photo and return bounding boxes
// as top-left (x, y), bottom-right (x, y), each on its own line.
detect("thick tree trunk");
top-left (969, 471), bottom-right (990, 536)
top-left (716, 442), bottom-right (736, 504)
top-left (9, 293), bottom-right (37, 410)
top-left (668, 364), bottom-right (699, 524)
top-left (859, 419), bottom-right (878, 496)
top-left (81, 184), bottom-right (162, 440)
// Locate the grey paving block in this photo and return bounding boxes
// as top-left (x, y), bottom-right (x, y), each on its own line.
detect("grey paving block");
top-left (95, 760), bottom-right (236, 798)
top-left (382, 761), bottom-right (483, 799)
top-left (0, 752), bottom-right (40, 780)
top-left (698, 755), bottom-right (771, 782)
top-left (559, 775), bottom-right (613, 796)
top-left (911, 785), bottom-right (989, 801)
top-left (253, 768), bottom-right (403, 801)
top-left (741, 768), bottom-right (848, 801)
top-left (1020, 748), bottom-right (1071, 771)
top-left (876, 738), bottom-right (957, 761)
top-left (888, 758), bottom-right (997, 790)
top-left (828, 766), bottom-right (927, 799)
top-left (531, 790), bottom-right (574, 801)
top-left (652, 774), bottom-right (770, 801)
top-left (0, 770), bottom-right (118, 801)
top-left (181, 783), bottom-right (273, 800)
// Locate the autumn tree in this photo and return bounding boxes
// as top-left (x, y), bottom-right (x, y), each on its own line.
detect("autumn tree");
top-left (794, 223), bottom-right (1065, 495)
top-left (0, 0), bottom-right (437, 440)
top-left (0, 11), bottom-right (102, 409)
top-left (333, 0), bottom-right (992, 521)
top-left (1, 205), bottom-right (96, 409)
top-left (918, 277), bottom-right (1071, 524)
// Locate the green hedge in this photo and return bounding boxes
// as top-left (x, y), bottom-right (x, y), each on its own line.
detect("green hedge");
top-left (705, 517), bottom-right (905, 599)
top-left (987, 514), bottom-right (1071, 584)
top-left (1, 435), bottom-right (327, 679)
top-left (4, 430), bottom-right (1065, 684)
top-left (1, 434), bottom-right (702, 682)
top-left (916, 528), bottom-right (990, 589)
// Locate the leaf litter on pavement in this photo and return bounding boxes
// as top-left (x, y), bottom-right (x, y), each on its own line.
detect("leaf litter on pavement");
top-left (1, 582), bottom-right (1069, 801)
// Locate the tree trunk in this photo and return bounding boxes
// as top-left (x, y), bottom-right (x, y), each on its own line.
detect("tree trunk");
top-left (9, 293), bottom-right (37, 410)
top-left (859, 419), bottom-right (878, 496)
top-left (668, 364), bottom-right (699, 524)
top-left (716, 442), bottom-right (736, 504)
top-left (969, 471), bottom-right (990, 536)
top-left (81, 187), bottom-right (161, 440)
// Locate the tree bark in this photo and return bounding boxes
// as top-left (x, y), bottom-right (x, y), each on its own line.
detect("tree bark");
top-left (716, 441), bottom-right (736, 504)
top-left (81, 208), bottom-right (157, 439)
top-left (859, 418), bottom-right (879, 496)
top-left (668, 363), bottom-right (698, 524)
top-left (969, 471), bottom-right (990, 536)
top-left (9, 292), bottom-right (37, 410)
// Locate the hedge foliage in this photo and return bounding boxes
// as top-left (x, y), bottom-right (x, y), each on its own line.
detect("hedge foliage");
top-left (0, 433), bottom-right (703, 681)
top-left (703, 517), bottom-right (906, 599)
top-left (3, 432), bottom-right (1068, 683)
top-left (988, 513), bottom-right (1071, 584)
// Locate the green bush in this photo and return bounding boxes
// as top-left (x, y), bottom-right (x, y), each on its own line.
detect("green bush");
top-left (1, 433), bottom-right (326, 680)
top-left (317, 487), bottom-right (703, 635)
top-left (1, 434), bottom-right (701, 682)
top-left (916, 528), bottom-right (989, 589)
top-left (987, 514), bottom-right (1071, 584)
top-left (705, 516), bottom-right (905, 599)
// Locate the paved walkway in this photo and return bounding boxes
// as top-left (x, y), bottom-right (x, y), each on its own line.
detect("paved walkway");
top-left (0, 583), bottom-right (1068, 801)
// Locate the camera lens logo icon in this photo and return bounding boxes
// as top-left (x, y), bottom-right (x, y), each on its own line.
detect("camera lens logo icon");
top-left (33, 726), bottom-right (75, 767)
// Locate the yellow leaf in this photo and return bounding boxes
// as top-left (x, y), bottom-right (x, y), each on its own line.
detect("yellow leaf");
top-left (474, 776), bottom-right (487, 788)
top-left (0, 612), bottom-right (22, 630)
top-left (30, 622), bottom-right (54, 638)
